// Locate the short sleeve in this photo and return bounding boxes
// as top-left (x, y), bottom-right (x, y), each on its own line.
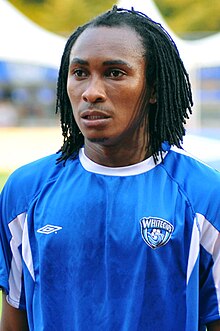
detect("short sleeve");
top-left (0, 180), bottom-right (27, 309)
top-left (199, 218), bottom-right (220, 325)
top-left (0, 191), bottom-right (11, 294)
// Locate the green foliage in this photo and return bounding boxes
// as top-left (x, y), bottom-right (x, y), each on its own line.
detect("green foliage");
top-left (154, 0), bottom-right (220, 37)
top-left (0, 173), bottom-right (9, 191)
top-left (9, 0), bottom-right (115, 36)
top-left (7, 0), bottom-right (220, 38)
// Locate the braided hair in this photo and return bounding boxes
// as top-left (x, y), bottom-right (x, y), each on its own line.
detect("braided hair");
top-left (56, 6), bottom-right (193, 164)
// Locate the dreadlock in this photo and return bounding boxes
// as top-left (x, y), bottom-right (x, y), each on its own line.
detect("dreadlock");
top-left (56, 6), bottom-right (193, 164)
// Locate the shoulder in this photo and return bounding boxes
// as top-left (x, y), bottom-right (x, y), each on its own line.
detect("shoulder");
top-left (165, 146), bottom-right (220, 185)
top-left (162, 146), bottom-right (220, 228)
top-left (6, 153), bottom-right (62, 189)
top-left (0, 153), bottom-right (71, 219)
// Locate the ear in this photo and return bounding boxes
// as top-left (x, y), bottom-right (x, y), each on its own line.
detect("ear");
top-left (149, 84), bottom-right (157, 104)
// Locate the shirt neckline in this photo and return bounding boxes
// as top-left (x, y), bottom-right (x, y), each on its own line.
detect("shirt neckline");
top-left (79, 148), bottom-right (167, 176)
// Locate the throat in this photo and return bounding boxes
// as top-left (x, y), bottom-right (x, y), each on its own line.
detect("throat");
top-left (84, 142), bottom-right (151, 167)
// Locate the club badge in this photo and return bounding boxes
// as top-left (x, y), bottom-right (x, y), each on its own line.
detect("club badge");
top-left (140, 216), bottom-right (174, 249)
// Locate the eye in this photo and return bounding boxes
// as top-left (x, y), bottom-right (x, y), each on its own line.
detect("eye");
top-left (106, 69), bottom-right (125, 78)
top-left (72, 68), bottom-right (88, 78)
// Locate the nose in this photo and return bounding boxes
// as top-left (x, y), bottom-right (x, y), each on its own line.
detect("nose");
top-left (82, 77), bottom-right (106, 103)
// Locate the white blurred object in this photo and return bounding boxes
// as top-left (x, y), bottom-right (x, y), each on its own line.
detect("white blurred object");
top-left (0, 0), bottom-right (66, 68)
top-left (182, 134), bottom-right (220, 164)
top-left (117, 0), bottom-right (220, 69)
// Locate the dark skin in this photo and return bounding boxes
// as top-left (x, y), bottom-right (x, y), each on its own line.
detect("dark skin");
top-left (1, 26), bottom-right (220, 331)
top-left (67, 26), bottom-right (154, 167)
top-left (0, 292), bottom-right (29, 331)
top-left (207, 321), bottom-right (220, 331)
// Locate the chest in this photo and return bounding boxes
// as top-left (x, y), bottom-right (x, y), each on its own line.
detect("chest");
top-left (28, 172), bottom-right (193, 259)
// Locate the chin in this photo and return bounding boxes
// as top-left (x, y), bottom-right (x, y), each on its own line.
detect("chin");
top-left (87, 137), bottom-right (108, 143)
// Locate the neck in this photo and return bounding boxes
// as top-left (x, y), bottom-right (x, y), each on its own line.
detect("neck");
top-left (84, 134), bottom-right (150, 167)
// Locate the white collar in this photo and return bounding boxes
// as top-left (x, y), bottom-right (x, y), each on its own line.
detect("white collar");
top-left (79, 148), bottom-right (167, 176)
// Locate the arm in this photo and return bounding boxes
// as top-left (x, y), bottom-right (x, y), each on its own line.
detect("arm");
top-left (207, 320), bottom-right (220, 331)
top-left (0, 291), bottom-right (29, 331)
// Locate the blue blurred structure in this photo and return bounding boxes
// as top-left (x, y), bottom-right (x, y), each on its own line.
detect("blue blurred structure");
top-left (0, 61), bottom-right (58, 84)
top-left (0, 61), bottom-right (58, 126)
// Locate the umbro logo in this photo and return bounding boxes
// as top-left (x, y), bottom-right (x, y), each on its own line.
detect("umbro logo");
top-left (37, 224), bottom-right (62, 235)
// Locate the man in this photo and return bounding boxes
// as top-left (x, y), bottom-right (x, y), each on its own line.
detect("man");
top-left (0, 6), bottom-right (220, 331)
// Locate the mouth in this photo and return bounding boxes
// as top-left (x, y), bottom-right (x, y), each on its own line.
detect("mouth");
top-left (80, 111), bottom-right (111, 128)
top-left (81, 110), bottom-right (111, 120)
top-left (83, 115), bottom-right (110, 120)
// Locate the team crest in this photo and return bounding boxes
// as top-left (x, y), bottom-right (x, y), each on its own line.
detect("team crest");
top-left (140, 217), bottom-right (174, 249)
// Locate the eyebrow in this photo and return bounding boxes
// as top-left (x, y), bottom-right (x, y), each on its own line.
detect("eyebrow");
top-left (103, 60), bottom-right (131, 68)
top-left (69, 58), bottom-right (132, 68)
top-left (69, 58), bottom-right (89, 66)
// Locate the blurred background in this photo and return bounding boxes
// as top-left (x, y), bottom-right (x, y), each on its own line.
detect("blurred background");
top-left (0, 0), bottom-right (220, 188)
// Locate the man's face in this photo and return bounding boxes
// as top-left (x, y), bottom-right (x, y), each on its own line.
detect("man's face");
top-left (67, 25), bottom-right (150, 147)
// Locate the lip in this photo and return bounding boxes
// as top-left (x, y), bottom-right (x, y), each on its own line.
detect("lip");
top-left (80, 110), bottom-right (110, 119)
top-left (80, 110), bottom-right (111, 128)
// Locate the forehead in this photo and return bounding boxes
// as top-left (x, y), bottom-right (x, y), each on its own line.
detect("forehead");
top-left (69, 26), bottom-right (145, 62)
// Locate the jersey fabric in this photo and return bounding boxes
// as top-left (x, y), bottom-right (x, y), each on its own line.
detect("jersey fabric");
top-left (0, 144), bottom-right (220, 331)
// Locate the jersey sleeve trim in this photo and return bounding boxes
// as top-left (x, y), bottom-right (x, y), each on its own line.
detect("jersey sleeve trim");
top-left (8, 213), bottom-right (27, 308)
top-left (200, 214), bottom-right (220, 316)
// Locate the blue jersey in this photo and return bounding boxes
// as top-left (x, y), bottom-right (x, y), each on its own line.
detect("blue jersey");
top-left (0, 145), bottom-right (220, 331)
